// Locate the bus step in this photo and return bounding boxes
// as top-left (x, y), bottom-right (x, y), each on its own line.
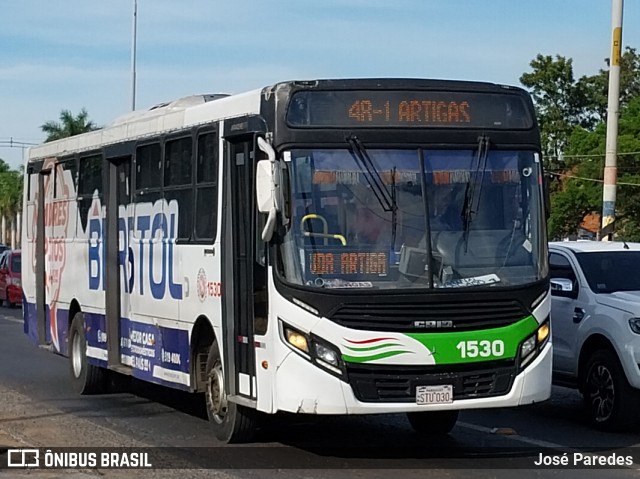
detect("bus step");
top-left (108, 364), bottom-right (133, 375)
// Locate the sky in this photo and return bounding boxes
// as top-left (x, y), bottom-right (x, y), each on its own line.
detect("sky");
top-left (1, 0), bottom-right (639, 170)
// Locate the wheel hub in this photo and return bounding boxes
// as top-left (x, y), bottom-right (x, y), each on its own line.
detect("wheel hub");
top-left (71, 332), bottom-right (83, 378)
top-left (588, 364), bottom-right (614, 422)
top-left (206, 363), bottom-right (228, 424)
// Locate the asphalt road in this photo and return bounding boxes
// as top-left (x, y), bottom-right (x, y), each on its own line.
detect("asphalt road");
top-left (1, 306), bottom-right (639, 478)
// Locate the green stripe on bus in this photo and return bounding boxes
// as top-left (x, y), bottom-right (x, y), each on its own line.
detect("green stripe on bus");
top-left (405, 316), bottom-right (539, 365)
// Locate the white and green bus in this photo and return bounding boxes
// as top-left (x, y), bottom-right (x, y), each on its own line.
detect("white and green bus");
top-left (23, 78), bottom-right (551, 443)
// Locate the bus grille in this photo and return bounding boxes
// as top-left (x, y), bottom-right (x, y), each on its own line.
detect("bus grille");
top-left (346, 362), bottom-right (516, 402)
top-left (329, 299), bottom-right (526, 332)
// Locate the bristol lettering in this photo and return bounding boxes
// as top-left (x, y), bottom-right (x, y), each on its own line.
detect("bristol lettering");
top-left (87, 200), bottom-right (183, 300)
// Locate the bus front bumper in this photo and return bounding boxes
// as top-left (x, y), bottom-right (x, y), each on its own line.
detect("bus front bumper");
top-left (273, 342), bottom-right (552, 415)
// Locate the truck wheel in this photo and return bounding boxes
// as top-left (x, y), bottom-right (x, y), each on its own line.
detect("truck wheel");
top-left (582, 349), bottom-right (640, 431)
top-left (406, 410), bottom-right (459, 435)
top-left (205, 341), bottom-right (257, 443)
top-left (69, 312), bottom-right (106, 395)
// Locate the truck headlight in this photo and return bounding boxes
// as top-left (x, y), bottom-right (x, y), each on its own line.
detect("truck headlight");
top-left (629, 318), bottom-right (640, 335)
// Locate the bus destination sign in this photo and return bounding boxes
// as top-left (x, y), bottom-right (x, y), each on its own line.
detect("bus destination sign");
top-left (307, 250), bottom-right (389, 277)
top-left (287, 90), bottom-right (532, 129)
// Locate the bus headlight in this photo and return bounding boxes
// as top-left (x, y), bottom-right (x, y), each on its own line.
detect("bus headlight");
top-left (280, 320), bottom-right (344, 377)
top-left (518, 318), bottom-right (550, 371)
top-left (520, 335), bottom-right (536, 359)
top-left (312, 339), bottom-right (345, 376)
top-left (284, 326), bottom-right (309, 354)
top-left (314, 342), bottom-right (339, 367)
top-left (311, 337), bottom-right (344, 376)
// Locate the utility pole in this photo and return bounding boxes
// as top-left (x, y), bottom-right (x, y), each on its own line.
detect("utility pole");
top-left (131, 0), bottom-right (138, 111)
top-left (601, 0), bottom-right (623, 240)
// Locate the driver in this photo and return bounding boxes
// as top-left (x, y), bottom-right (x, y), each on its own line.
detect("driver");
top-left (350, 186), bottom-right (392, 246)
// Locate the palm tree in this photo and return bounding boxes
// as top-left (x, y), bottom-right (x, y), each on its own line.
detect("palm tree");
top-left (41, 108), bottom-right (100, 142)
top-left (0, 159), bottom-right (14, 244)
top-left (0, 158), bottom-right (10, 175)
top-left (0, 166), bottom-right (23, 247)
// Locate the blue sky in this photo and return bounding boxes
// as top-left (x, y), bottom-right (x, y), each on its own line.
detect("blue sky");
top-left (1, 0), bottom-right (639, 170)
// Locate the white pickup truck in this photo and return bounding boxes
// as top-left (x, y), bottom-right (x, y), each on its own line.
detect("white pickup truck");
top-left (549, 241), bottom-right (640, 431)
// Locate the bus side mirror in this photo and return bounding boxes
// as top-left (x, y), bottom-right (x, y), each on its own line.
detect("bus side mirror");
top-left (256, 137), bottom-right (278, 241)
top-left (256, 160), bottom-right (273, 214)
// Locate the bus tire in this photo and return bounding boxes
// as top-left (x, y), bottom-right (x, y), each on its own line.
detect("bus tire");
top-left (69, 312), bottom-right (106, 395)
top-left (205, 341), bottom-right (257, 443)
top-left (406, 410), bottom-right (459, 435)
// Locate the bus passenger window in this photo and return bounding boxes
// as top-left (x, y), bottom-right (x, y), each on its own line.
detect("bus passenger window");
top-left (195, 187), bottom-right (216, 239)
top-left (136, 143), bottom-right (162, 192)
top-left (164, 137), bottom-right (193, 240)
top-left (195, 132), bottom-right (218, 241)
top-left (77, 154), bottom-right (103, 234)
top-left (164, 137), bottom-right (192, 187)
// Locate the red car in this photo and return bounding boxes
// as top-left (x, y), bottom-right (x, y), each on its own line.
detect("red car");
top-left (0, 249), bottom-right (21, 308)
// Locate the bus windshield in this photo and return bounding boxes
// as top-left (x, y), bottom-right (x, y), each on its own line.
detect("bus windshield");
top-left (278, 148), bottom-right (546, 290)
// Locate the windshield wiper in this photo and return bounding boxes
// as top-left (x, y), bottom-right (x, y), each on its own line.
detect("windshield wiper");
top-left (346, 135), bottom-right (399, 248)
top-left (346, 135), bottom-right (395, 213)
top-left (461, 135), bottom-right (490, 252)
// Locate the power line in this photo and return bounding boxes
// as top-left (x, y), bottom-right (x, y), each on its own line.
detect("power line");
top-left (548, 171), bottom-right (640, 187)
top-left (0, 138), bottom-right (38, 148)
top-left (548, 166), bottom-right (640, 172)
top-left (545, 151), bottom-right (640, 160)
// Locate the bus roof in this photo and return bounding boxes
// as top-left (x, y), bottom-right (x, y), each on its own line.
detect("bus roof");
top-left (27, 78), bottom-right (529, 162)
top-left (28, 88), bottom-right (263, 162)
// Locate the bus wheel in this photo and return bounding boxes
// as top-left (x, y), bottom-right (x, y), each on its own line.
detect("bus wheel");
top-left (69, 312), bottom-right (106, 395)
top-left (406, 410), bottom-right (459, 435)
top-left (205, 341), bottom-right (257, 443)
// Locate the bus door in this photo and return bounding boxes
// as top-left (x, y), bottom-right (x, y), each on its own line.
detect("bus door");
top-left (221, 127), bottom-right (268, 404)
top-left (42, 160), bottom-right (66, 352)
top-left (104, 145), bottom-right (134, 370)
top-left (35, 159), bottom-right (65, 352)
top-left (33, 162), bottom-right (49, 346)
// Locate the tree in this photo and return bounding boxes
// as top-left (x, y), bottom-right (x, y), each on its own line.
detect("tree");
top-left (521, 48), bottom-right (640, 239)
top-left (520, 48), bottom-right (640, 164)
top-left (40, 108), bottom-right (99, 142)
top-left (0, 158), bottom-right (10, 175)
top-left (548, 96), bottom-right (640, 240)
top-left (0, 159), bottom-right (23, 247)
top-left (578, 47), bottom-right (640, 125)
top-left (608, 96), bottom-right (640, 240)
top-left (520, 55), bottom-right (587, 164)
